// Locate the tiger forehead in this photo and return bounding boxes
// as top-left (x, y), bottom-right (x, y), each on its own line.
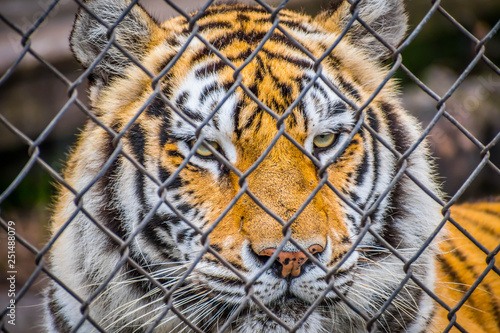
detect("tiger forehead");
top-left (159, 4), bottom-right (334, 95)
top-left (155, 6), bottom-right (348, 140)
top-left (165, 5), bottom-right (320, 37)
top-left (168, 66), bottom-right (348, 142)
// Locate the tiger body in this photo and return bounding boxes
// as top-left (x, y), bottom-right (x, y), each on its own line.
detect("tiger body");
top-left (433, 201), bottom-right (500, 332)
top-left (45, 0), bottom-right (500, 332)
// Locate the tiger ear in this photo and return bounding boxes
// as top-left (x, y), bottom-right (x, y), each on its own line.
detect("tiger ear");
top-left (314, 0), bottom-right (408, 61)
top-left (70, 0), bottom-right (161, 85)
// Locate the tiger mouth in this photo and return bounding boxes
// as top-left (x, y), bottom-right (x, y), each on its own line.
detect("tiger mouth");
top-left (184, 279), bottom-right (352, 329)
top-left (193, 262), bottom-right (356, 306)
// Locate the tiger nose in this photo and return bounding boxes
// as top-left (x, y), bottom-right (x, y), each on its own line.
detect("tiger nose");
top-left (259, 245), bottom-right (324, 278)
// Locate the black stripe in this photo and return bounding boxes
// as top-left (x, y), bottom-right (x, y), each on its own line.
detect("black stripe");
top-left (297, 102), bottom-right (308, 133)
top-left (484, 281), bottom-right (500, 329)
top-left (188, 229), bottom-right (198, 240)
top-left (175, 90), bottom-right (205, 122)
top-left (212, 105), bottom-right (221, 131)
top-left (349, 191), bottom-right (360, 204)
top-left (179, 105), bottom-right (204, 122)
top-left (160, 117), bottom-right (173, 147)
top-left (177, 202), bottom-right (193, 215)
top-left (211, 30), bottom-right (266, 50)
top-left (175, 91), bottom-right (190, 107)
top-left (337, 75), bottom-right (360, 101)
top-left (437, 253), bottom-right (480, 309)
top-left (165, 149), bottom-right (185, 159)
top-left (383, 103), bottom-right (411, 154)
top-left (363, 107), bottom-right (381, 212)
top-left (191, 46), bottom-right (212, 64)
top-left (456, 213), bottom-right (500, 237)
top-left (241, 108), bottom-right (263, 130)
top-left (47, 286), bottom-right (73, 332)
top-left (178, 228), bottom-right (198, 246)
top-left (376, 284), bottom-right (423, 332)
top-left (278, 82), bottom-right (293, 104)
top-left (307, 80), bottom-right (332, 121)
top-left (424, 305), bottom-right (437, 332)
top-left (233, 99), bottom-right (244, 138)
top-left (128, 123), bottom-right (148, 215)
top-left (156, 54), bottom-right (176, 75)
top-left (148, 213), bottom-right (181, 241)
top-left (261, 48), bottom-right (313, 69)
top-left (268, 32), bottom-right (312, 54)
top-left (176, 228), bottom-right (189, 244)
top-left (97, 134), bottom-right (127, 242)
top-left (147, 96), bottom-right (167, 118)
top-left (148, 213), bottom-right (180, 235)
top-left (254, 110), bottom-right (264, 133)
top-left (159, 162), bottom-right (171, 184)
top-left (326, 54), bottom-right (341, 69)
top-left (164, 34), bottom-right (182, 47)
top-left (200, 83), bottom-right (220, 104)
top-left (326, 101), bottom-right (348, 117)
top-left (236, 13), bottom-right (250, 22)
top-left (483, 209), bottom-right (500, 219)
top-left (346, 213), bottom-right (361, 234)
top-left (354, 147), bottom-right (369, 186)
top-left (159, 164), bottom-right (184, 190)
top-left (195, 60), bottom-right (228, 78)
top-left (210, 243), bottom-right (222, 252)
top-left (121, 250), bottom-right (170, 301)
top-left (279, 19), bottom-right (321, 34)
top-left (168, 176), bottom-right (184, 190)
top-left (198, 21), bottom-right (233, 32)
top-left (135, 169), bottom-right (147, 213)
top-left (382, 103), bottom-right (410, 247)
top-left (161, 72), bottom-right (175, 99)
top-left (447, 241), bottom-right (500, 329)
top-left (255, 55), bottom-right (265, 82)
top-left (380, 180), bottom-right (404, 248)
top-left (310, 81), bottom-right (330, 103)
top-left (142, 221), bottom-right (179, 262)
top-left (195, 5), bottom-right (269, 21)
top-left (288, 111), bottom-right (298, 128)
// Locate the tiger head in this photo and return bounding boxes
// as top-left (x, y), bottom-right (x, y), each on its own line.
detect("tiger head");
top-left (47, 0), bottom-right (443, 332)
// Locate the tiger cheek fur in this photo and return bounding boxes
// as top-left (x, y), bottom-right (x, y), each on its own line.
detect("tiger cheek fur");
top-left (44, 1), bottom-right (500, 333)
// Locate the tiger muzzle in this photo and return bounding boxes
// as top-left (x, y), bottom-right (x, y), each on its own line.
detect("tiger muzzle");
top-left (259, 244), bottom-right (324, 278)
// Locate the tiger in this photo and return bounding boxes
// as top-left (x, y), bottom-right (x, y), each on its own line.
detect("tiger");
top-left (44, 0), bottom-right (500, 332)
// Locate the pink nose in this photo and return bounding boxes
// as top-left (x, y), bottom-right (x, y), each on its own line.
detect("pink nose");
top-left (259, 245), bottom-right (324, 278)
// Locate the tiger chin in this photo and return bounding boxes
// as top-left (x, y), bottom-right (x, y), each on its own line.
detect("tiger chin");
top-left (45, 0), bottom-right (500, 332)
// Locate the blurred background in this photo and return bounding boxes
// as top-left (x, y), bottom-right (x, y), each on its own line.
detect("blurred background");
top-left (1, 0), bottom-right (499, 331)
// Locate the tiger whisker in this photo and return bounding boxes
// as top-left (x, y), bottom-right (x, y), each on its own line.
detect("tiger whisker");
top-left (101, 283), bottom-right (206, 330)
top-left (113, 286), bottom-right (210, 332)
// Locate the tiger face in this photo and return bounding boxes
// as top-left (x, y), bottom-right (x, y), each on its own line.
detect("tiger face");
top-left (46, 0), bottom-right (444, 332)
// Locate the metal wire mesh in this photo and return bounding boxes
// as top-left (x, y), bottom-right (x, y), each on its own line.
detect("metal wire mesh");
top-left (0, 0), bottom-right (499, 332)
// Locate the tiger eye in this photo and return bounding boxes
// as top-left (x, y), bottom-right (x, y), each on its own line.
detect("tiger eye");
top-left (196, 140), bottom-right (219, 157)
top-left (313, 133), bottom-right (336, 149)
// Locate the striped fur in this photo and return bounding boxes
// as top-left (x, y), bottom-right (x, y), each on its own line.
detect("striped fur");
top-left (432, 201), bottom-right (500, 333)
top-left (44, 1), bottom-right (499, 332)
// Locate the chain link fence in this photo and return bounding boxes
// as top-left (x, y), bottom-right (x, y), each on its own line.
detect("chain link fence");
top-left (0, 0), bottom-right (499, 332)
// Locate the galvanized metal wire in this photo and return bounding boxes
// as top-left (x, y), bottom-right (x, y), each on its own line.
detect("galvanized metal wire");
top-left (0, 0), bottom-right (499, 332)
